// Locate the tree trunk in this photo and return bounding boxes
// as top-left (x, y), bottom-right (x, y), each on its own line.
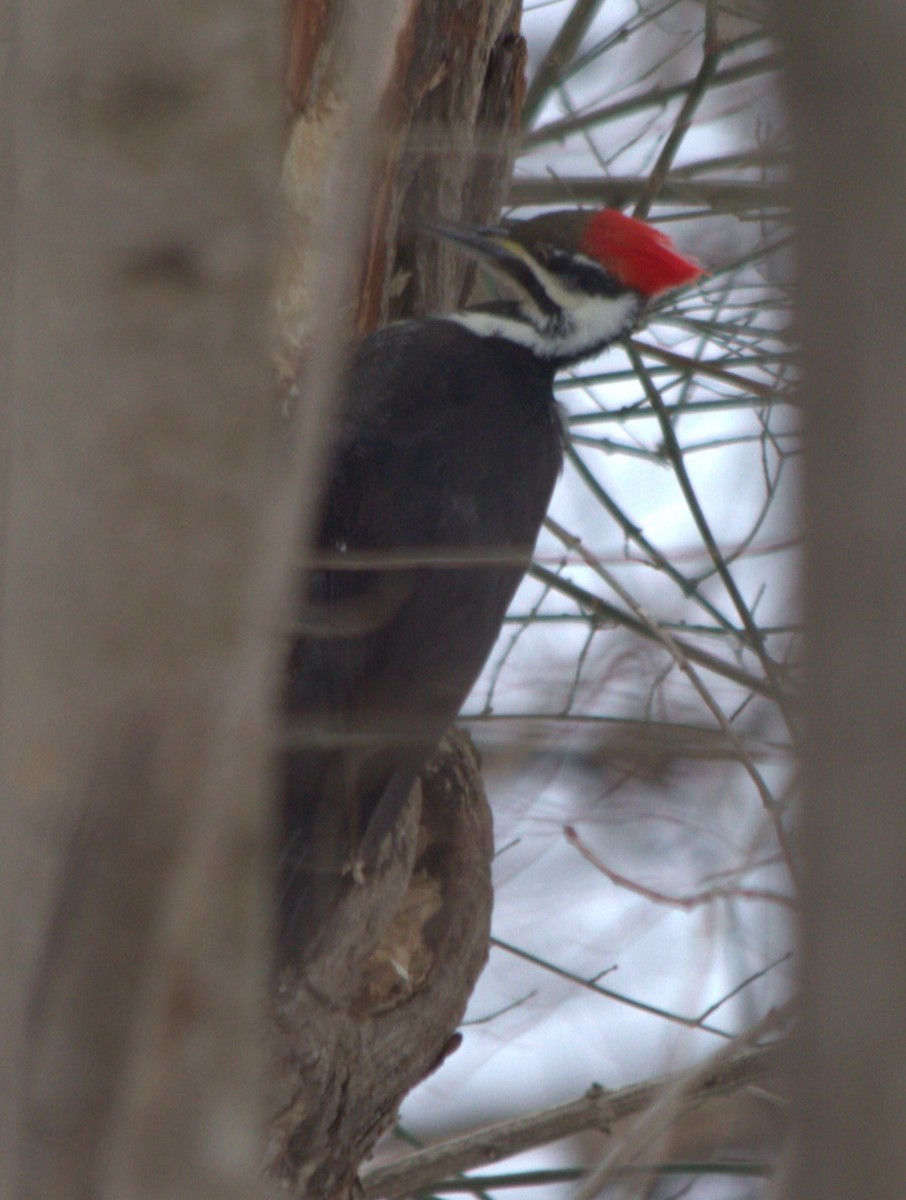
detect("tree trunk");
top-left (2, 1), bottom-right (283, 1195)
top-left (778, 4), bottom-right (906, 1196)
top-left (266, 2), bottom-right (526, 1194)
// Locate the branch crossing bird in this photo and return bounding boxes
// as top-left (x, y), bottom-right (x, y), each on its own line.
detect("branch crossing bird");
top-left (279, 208), bottom-right (703, 963)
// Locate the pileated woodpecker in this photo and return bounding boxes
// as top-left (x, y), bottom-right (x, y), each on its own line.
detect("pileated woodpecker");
top-left (280, 208), bottom-right (702, 962)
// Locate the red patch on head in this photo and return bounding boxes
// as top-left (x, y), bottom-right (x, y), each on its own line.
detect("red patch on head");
top-left (579, 210), bottom-right (704, 298)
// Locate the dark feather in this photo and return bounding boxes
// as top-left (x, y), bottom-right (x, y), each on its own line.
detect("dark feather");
top-left (279, 318), bottom-right (562, 961)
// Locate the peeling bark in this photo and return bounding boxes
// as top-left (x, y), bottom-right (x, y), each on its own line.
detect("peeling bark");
top-left (277, 0), bottom-right (524, 366)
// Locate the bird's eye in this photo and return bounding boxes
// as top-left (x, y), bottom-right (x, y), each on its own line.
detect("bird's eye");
top-left (544, 247), bottom-right (578, 274)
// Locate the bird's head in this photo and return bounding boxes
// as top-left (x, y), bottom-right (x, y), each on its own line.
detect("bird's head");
top-left (424, 208), bottom-right (704, 366)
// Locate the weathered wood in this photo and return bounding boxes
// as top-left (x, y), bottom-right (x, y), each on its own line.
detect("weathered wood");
top-left (269, 5), bottom-right (526, 1192)
top-left (266, 731), bottom-right (494, 1197)
top-left (277, 0), bottom-right (524, 364)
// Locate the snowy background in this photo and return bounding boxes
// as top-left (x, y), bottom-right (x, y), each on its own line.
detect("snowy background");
top-left (375, 4), bottom-right (793, 1197)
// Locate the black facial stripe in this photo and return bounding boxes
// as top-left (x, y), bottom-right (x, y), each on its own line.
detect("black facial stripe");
top-left (502, 255), bottom-right (564, 320)
top-left (544, 249), bottom-right (625, 297)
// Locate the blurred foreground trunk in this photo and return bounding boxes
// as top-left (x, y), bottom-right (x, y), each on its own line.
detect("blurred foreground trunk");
top-left (779, 4), bottom-right (906, 1196)
top-left (1, 1), bottom-right (282, 1195)
top-left (1, 1), bottom-right (528, 1194)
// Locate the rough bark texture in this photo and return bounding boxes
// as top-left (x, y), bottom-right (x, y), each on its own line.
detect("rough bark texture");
top-left (268, 5), bottom-right (526, 1191)
top-left (777, 4), bottom-right (906, 1198)
top-left (277, 0), bottom-right (525, 370)
top-left (266, 730), bottom-right (493, 1197)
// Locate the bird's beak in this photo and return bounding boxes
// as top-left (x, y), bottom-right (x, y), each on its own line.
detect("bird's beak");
top-left (419, 217), bottom-right (550, 305)
top-left (419, 218), bottom-right (529, 278)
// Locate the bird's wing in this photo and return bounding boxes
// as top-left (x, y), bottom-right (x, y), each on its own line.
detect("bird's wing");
top-left (278, 321), bottom-right (561, 961)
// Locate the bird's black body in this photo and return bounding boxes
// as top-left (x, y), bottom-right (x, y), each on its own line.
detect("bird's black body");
top-left (277, 207), bottom-right (701, 964)
top-left (280, 318), bottom-right (562, 959)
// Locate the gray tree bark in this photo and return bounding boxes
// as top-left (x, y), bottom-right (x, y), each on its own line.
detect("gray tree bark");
top-left (1, 1), bottom-right (283, 1196)
top-left (0, 1), bottom-right (18, 1196)
top-left (778, 4), bottom-right (906, 1197)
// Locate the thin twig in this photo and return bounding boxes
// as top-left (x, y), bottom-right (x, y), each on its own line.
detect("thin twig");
top-left (545, 516), bottom-right (800, 885)
top-left (628, 337), bottom-right (781, 401)
top-left (522, 0), bottom-right (609, 126)
top-left (425, 1159), bottom-right (771, 1192)
top-left (572, 1016), bottom-right (786, 1200)
top-left (523, 53), bottom-right (781, 150)
top-left (671, 146), bottom-right (788, 176)
top-left (633, 6), bottom-right (724, 219)
top-left (697, 953), bottom-right (794, 1023)
top-left (564, 826), bottom-right (796, 910)
top-left (360, 1043), bottom-right (785, 1199)
top-left (625, 344), bottom-right (799, 738)
top-left (528, 563), bottom-right (773, 698)
top-left (508, 175), bottom-right (784, 214)
top-left (565, 443), bottom-right (743, 639)
top-left (490, 936), bottom-right (735, 1038)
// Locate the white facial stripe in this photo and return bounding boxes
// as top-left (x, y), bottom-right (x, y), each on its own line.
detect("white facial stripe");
top-left (560, 290), bottom-right (641, 355)
top-left (527, 257), bottom-right (583, 312)
top-left (449, 291), bottom-right (641, 362)
top-left (448, 309), bottom-right (550, 353)
top-left (572, 251), bottom-right (604, 269)
top-left (501, 249), bottom-right (612, 312)
top-left (475, 247), bottom-right (580, 315)
top-left (474, 239), bottom-right (550, 321)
